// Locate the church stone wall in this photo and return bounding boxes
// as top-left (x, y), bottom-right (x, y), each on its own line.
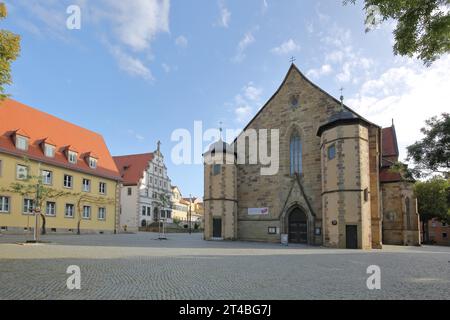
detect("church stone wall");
top-left (382, 181), bottom-right (420, 246)
top-left (235, 67), bottom-right (343, 245)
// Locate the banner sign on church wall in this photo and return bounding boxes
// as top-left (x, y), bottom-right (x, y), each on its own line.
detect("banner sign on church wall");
top-left (248, 208), bottom-right (269, 216)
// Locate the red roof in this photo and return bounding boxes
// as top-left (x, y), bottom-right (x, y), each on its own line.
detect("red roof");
top-left (113, 153), bottom-right (154, 186)
top-left (382, 126), bottom-right (399, 157)
top-left (0, 99), bottom-right (121, 180)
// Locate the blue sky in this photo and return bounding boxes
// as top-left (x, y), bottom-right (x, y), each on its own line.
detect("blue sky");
top-left (3, 0), bottom-right (450, 197)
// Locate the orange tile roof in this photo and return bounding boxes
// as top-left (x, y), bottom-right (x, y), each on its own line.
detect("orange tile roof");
top-left (113, 153), bottom-right (154, 186)
top-left (380, 167), bottom-right (403, 183)
top-left (0, 99), bottom-right (121, 180)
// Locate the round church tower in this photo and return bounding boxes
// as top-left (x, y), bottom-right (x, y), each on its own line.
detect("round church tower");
top-left (203, 140), bottom-right (238, 240)
top-left (317, 109), bottom-right (372, 249)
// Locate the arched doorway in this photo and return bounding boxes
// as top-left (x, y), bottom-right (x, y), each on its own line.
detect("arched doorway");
top-left (288, 208), bottom-right (308, 244)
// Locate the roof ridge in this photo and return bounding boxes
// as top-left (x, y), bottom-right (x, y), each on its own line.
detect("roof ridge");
top-left (113, 152), bottom-right (154, 158)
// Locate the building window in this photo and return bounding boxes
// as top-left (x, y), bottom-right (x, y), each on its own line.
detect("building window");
top-left (141, 206), bottom-right (146, 216)
top-left (213, 164), bottom-right (221, 176)
top-left (89, 157), bottom-right (97, 169)
top-left (68, 151), bottom-right (77, 164)
top-left (290, 133), bottom-right (302, 175)
top-left (146, 207), bottom-right (151, 217)
top-left (46, 202), bottom-right (56, 217)
top-left (82, 179), bottom-right (91, 192)
top-left (98, 207), bottom-right (106, 220)
top-left (64, 175), bottom-right (73, 188)
top-left (16, 165), bottom-right (29, 180)
top-left (41, 170), bottom-right (53, 185)
top-left (99, 182), bottom-right (107, 195)
top-left (16, 136), bottom-right (28, 151)
top-left (82, 206), bottom-right (91, 219)
top-left (442, 222), bottom-right (448, 227)
top-left (268, 227), bottom-right (277, 235)
top-left (23, 199), bottom-right (35, 215)
top-left (328, 144), bottom-right (336, 160)
top-left (0, 196), bottom-right (10, 213)
top-left (65, 204), bottom-right (75, 218)
top-left (44, 144), bottom-right (55, 158)
top-left (127, 188), bottom-right (132, 196)
top-left (443, 233), bottom-right (448, 239)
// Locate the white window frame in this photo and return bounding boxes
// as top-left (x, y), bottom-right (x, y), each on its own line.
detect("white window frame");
top-left (82, 206), bottom-right (91, 220)
top-left (82, 179), bottom-right (91, 192)
top-left (23, 198), bottom-right (35, 215)
top-left (16, 165), bottom-right (29, 180)
top-left (16, 135), bottom-right (28, 151)
top-left (46, 202), bottom-right (56, 217)
top-left (65, 204), bottom-right (75, 218)
top-left (99, 182), bottom-right (107, 195)
top-left (68, 151), bottom-right (77, 164)
top-left (0, 196), bottom-right (10, 213)
top-left (89, 157), bottom-right (97, 169)
top-left (98, 207), bottom-right (106, 220)
top-left (41, 170), bottom-right (53, 185)
top-left (44, 144), bottom-right (55, 158)
top-left (63, 175), bottom-right (73, 189)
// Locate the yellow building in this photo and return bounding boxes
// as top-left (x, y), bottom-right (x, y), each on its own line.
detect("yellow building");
top-left (0, 99), bottom-right (121, 234)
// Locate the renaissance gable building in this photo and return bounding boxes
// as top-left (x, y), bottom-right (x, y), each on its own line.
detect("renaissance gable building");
top-left (203, 64), bottom-right (420, 249)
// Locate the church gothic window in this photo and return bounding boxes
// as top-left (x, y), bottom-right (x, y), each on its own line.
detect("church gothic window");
top-left (290, 133), bottom-right (302, 175)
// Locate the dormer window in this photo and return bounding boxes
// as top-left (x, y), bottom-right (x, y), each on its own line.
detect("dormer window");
top-left (44, 144), bottom-right (55, 158)
top-left (89, 157), bottom-right (97, 169)
top-left (16, 135), bottom-right (28, 151)
top-left (68, 151), bottom-right (78, 164)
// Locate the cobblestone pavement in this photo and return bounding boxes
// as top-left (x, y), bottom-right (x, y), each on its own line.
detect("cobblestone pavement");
top-left (0, 233), bottom-right (449, 300)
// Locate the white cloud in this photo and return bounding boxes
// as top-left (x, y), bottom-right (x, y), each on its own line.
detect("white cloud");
top-left (217, 0), bottom-right (231, 28)
top-left (271, 39), bottom-right (301, 55)
top-left (109, 46), bottom-right (154, 81)
top-left (175, 35), bottom-right (188, 48)
top-left (307, 64), bottom-right (333, 79)
top-left (320, 26), bottom-right (374, 84)
top-left (232, 82), bottom-right (263, 123)
top-left (233, 31), bottom-right (256, 63)
top-left (128, 129), bottom-right (146, 142)
top-left (347, 55), bottom-right (450, 162)
top-left (261, 0), bottom-right (268, 14)
top-left (98, 0), bottom-right (170, 52)
top-left (162, 63), bottom-right (171, 73)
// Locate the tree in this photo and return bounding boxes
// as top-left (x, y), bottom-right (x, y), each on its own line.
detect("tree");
top-left (344, 0), bottom-right (450, 66)
top-left (0, 2), bottom-right (21, 99)
top-left (407, 113), bottom-right (450, 178)
top-left (76, 194), bottom-right (115, 235)
top-left (414, 177), bottom-right (450, 242)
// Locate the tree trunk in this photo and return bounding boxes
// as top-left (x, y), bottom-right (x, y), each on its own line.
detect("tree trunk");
top-left (77, 220), bottom-right (81, 235)
top-left (40, 214), bottom-right (46, 235)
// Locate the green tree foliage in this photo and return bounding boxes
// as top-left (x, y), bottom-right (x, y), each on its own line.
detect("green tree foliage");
top-left (344, 0), bottom-right (450, 66)
top-left (415, 177), bottom-right (450, 223)
top-left (407, 113), bottom-right (450, 178)
top-left (0, 3), bottom-right (20, 99)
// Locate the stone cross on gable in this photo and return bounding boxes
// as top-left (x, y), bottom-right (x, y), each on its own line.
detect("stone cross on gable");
top-left (157, 140), bottom-right (161, 152)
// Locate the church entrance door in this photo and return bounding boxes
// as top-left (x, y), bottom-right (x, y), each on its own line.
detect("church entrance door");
top-left (213, 218), bottom-right (222, 238)
top-left (288, 208), bottom-right (308, 244)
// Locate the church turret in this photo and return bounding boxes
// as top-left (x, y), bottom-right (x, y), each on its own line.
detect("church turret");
top-left (317, 110), bottom-right (373, 249)
top-left (203, 140), bottom-right (238, 240)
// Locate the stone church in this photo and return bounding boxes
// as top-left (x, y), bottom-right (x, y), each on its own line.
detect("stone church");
top-left (203, 64), bottom-right (421, 249)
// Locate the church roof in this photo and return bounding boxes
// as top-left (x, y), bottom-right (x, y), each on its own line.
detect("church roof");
top-left (113, 153), bottom-right (154, 186)
top-left (204, 139), bottom-right (235, 155)
top-left (382, 126), bottom-right (399, 158)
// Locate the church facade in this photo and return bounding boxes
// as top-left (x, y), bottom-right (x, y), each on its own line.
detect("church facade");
top-left (203, 64), bottom-right (421, 249)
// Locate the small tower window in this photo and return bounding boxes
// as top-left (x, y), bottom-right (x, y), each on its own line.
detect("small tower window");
top-left (213, 164), bottom-right (221, 176)
top-left (290, 133), bottom-right (302, 175)
top-left (328, 144), bottom-right (336, 160)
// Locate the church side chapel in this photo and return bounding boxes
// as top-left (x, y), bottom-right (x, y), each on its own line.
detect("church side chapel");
top-left (203, 64), bottom-right (421, 249)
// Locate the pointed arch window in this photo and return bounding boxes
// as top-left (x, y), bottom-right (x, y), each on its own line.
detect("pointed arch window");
top-left (290, 133), bottom-right (303, 175)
